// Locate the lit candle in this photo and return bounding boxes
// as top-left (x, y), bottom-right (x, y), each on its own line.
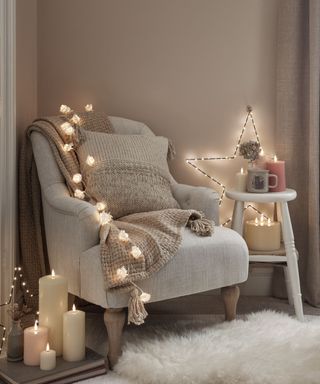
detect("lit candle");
top-left (40, 343), bottom-right (56, 371)
top-left (266, 155), bottom-right (286, 192)
top-left (63, 304), bottom-right (85, 362)
top-left (235, 168), bottom-right (247, 192)
top-left (244, 218), bottom-right (281, 251)
top-left (39, 270), bottom-right (68, 356)
top-left (255, 148), bottom-right (267, 169)
top-left (23, 321), bottom-right (48, 366)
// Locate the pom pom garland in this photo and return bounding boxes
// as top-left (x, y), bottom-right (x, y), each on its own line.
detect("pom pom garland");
top-left (118, 230), bottom-right (129, 242)
top-left (85, 104), bottom-right (93, 112)
top-left (56, 103), bottom-right (152, 326)
top-left (86, 155), bottom-right (95, 166)
top-left (63, 143), bottom-right (74, 152)
top-left (60, 104), bottom-right (72, 114)
top-left (96, 202), bottom-right (106, 212)
top-left (99, 211), bottom-right (113, 225)
top-left (116, 266), bottom-right (128, 281)
top-left (72, 173), bottom-right (82, 183)
top-left (71, 114), bottom-right (81, 124)
top-left (74, 189), bottom-right (85, 199)
top-left (131, 246), bottom-right (142, 259)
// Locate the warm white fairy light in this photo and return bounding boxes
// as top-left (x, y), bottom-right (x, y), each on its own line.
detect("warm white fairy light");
top-left (221, 204), bottom-right (270, 227)
top-left (72, 173), bottom-right (82, 184)
top-left (99, 211), bottom-right (113, 225)
top-left (61, 122), bottom-right (72, 132)
top-left (74, 189), bottom-right (85, 199)
top-left (267, 218), bottom-right (272, 226)
top-left (86, 155), bottom-right (95, 166)
top-left (60, 104), bottom-right (71, 114)
top-left (116, 266), bottom-right (128, 280)
top-left (186, 106), bottom-right (262, 206)
top-left (63, 143), bottom-right (74, 152)
top-left (85, 104), bottom-right (93, 112)
top-left (71, 114), bottom-right (81, 124)
top-left (131, 246), bottom-right (142, 259)
top-left (64, 125), bottom-right (75, 136)
top-left (260, 214), bottom-right (264, 226)
top-left (96, 202), bottom-right (106, 212)
top-left (255, 217), bottom-right (259, 226)
top-left (118, 230), bottom-right (130, 242)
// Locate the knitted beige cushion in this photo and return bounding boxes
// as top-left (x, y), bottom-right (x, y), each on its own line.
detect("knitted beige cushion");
top-left (77, 131), bottom-right (180, 218)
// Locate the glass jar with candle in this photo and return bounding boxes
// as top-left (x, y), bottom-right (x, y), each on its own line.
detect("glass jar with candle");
top-left (244, 215), bottom-right (281, 251)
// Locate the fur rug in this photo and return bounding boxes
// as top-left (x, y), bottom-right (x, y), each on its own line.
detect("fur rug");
top-left (82, 311), bottom-right (320, 384)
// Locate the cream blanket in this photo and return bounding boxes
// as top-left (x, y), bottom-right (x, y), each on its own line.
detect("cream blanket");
top-left (19, 112), bottom-right (213, 324)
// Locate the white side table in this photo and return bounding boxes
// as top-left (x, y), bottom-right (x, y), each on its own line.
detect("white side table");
top-left (226, 189), bottom-right (304, 321)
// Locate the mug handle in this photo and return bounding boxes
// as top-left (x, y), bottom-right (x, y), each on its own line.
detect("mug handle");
top-left (269, 174), bottom-right (278, 188)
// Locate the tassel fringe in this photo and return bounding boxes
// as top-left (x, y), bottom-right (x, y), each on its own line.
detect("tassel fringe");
top-left (128, 288), bottom-right (148, 325)
top-left (188, 214), bottom-right (214, 236)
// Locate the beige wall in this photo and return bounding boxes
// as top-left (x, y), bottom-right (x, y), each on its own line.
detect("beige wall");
top-left (16, 0), bottom-right (37, 144)
top-left (37, 0), bottom-right (278, 222)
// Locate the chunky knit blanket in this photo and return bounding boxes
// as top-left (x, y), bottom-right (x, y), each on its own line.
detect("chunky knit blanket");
top-left (19, 112), bottom-right (213, 324)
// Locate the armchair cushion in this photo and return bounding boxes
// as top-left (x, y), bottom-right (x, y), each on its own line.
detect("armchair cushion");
top-left (77, 131), bottom-right (179, 218)
top-left (80, 226), bottom-right (249, 308)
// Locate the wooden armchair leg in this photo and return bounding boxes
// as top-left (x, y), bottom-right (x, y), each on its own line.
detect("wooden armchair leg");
top-left (104, 308), bottom-right (126, 369)
top-left (221, 285), bottom-right (240, 321)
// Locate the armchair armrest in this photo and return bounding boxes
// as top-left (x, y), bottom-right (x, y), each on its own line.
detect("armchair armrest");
top-left (44, 183), bottom-right (100, 251)
top-left (171, 183), bottom-right (220, 224)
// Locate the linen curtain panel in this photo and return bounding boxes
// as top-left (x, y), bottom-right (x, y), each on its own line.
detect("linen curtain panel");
top-left (276, 0), bottom-right (320, 306)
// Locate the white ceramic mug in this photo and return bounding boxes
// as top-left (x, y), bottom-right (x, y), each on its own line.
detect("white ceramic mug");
top-left (247, 169), bottom-right (278, 193)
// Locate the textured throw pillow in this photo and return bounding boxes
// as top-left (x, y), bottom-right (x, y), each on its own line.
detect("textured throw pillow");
top-left (77, 131), bottom-right (180, 219)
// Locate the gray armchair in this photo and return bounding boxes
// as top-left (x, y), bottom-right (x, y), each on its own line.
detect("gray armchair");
top-left (31, 116), bottom-right (248, 368)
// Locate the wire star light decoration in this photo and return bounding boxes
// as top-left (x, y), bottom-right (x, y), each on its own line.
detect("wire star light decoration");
top-left (186, 106), bottom-right (269, 226)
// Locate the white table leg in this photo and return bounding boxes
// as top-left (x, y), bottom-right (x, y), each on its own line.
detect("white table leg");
top-left (280, 202), bottom-right (304, 321)
top-left (231, 200), bottom-right (244, 236)
top-left (283, 266), bottom-right (293, 306)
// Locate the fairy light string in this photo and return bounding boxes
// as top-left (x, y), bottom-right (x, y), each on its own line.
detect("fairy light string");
top-left (59, 104), bottom-right (151, 310)
top-left (186, 105), bottom-right (262, 205)
top-left (0, 266), bottom-right (34, 355)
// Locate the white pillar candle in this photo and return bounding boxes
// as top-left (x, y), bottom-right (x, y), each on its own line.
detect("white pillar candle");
top-left (39, 270), bottom-right (68, 356)
top-left (40, 343), bottom-right (56, 371)
top-left (63, 304), bottom-right (86, 362)
top-left (235, 168), bottom-right (247, 192)
top-left (24, 321), bottom-right (48, 366)
top-left (244, 216), bottom-right (281, 251)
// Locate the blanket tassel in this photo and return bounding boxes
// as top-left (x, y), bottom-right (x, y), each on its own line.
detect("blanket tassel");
top-left (188, 216), bottom-right (214, 236)
top-left (128, 288), bottom-right (148, 325)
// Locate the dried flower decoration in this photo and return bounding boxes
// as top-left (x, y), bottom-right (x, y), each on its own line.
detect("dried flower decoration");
top-left (239, 140), bottom-right (260, 162)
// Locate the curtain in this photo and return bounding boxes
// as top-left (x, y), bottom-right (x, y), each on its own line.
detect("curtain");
top-left (276, 0), bottom-right (320, 306)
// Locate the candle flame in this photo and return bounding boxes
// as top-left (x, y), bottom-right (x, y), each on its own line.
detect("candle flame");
top-left (255, 218), bottom-right (258, 226)
top-left (34, 320), bottom-right (38, 331)
top-left (267, 218), bottom-right (271, 226)
top-left (260, 148), bottom-right (264, 156)
top-left (51, 269), bottom-right (55, 277)
top-left (274, 154), bottom-right (278, 162)
top-left (46, 343), bottom-right (50, 352)
top-left (72, 304), bottom-right (76, 311)
top-left (260, 214), bottom-right (264, 226)
top-left (240, 167), bottom-right (244, 174)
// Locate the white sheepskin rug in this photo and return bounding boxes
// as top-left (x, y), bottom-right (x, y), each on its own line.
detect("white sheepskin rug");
top-left (83, 311), bottom-right (320, 384)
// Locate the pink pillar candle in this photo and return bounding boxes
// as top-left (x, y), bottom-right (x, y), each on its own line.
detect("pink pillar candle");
top-left (266, 155), bottom-right (286, 192)
top-left (24, 321), bottom-right (48, 366)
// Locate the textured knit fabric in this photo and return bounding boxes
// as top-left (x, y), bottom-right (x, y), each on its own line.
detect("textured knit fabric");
top-left (77, 131), bottom-right (180, 218)
top-left (19, 112), bottom-right (113, 309)
top-left (19, 112), bottom-right (213, 314)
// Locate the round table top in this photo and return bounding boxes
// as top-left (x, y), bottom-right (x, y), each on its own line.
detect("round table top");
top-left (225, 188), bottom-right (297, 203)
